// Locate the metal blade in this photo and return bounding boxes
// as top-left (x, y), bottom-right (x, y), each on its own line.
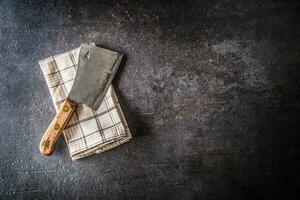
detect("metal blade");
top-left (68, 44), bottom-right (122, 110)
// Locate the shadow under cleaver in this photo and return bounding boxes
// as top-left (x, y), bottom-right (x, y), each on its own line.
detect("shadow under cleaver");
top-left (112, 54), bottom-right (151, 139)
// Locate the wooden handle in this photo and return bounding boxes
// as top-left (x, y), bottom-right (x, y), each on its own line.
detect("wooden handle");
top-left (39, 99), bottom-right (77, 156)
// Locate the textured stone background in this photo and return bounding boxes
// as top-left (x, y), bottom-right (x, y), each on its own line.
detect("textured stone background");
top-left (0, 0), bottom-right (299, 199)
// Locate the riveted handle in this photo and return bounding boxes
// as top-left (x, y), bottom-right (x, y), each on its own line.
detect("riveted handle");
top-left (39, 99), bottom-right (77, 156)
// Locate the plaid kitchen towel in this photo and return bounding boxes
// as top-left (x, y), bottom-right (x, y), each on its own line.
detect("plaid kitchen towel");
top-left (39, 46), bottom-right (132, 160)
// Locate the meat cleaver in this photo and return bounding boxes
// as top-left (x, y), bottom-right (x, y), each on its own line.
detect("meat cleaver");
top-left (39, 44), bottom-right (122, 156)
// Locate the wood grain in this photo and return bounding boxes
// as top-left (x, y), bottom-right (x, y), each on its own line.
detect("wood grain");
top-left (39, 99), bottom-right (77, 156)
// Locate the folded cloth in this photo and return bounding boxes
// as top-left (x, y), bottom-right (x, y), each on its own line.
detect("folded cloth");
top-left (39, 46), bottom-right (132, 160)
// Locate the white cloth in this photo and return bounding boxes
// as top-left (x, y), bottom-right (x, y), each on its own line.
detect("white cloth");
top-left (39, 46), bottom-right (132, 160)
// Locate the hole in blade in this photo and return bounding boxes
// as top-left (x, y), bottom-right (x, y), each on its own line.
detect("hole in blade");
top-left (84, 51), bottom-right (90, 59)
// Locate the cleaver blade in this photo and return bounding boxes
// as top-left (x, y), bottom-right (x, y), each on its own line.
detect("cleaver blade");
top-left (69, 44), bottom-right (122, 110)
top-left (39, 44), bottom-right (122, 156)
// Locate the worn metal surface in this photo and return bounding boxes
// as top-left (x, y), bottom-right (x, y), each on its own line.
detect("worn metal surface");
top-left (0, 0), bottom-right (299, 199)
top-left (69, 44), bottom-right (122, 110)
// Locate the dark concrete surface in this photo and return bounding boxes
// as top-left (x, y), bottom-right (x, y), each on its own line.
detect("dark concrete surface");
top-left (1, 0), bottom-right (300, 199)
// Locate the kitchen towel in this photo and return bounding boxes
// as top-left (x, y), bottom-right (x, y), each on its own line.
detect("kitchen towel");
top-left (39, 46), bottom-right (132, 160)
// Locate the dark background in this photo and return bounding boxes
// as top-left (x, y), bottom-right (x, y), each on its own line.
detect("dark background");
top-left (0, 0), bottom-right (299, 199)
